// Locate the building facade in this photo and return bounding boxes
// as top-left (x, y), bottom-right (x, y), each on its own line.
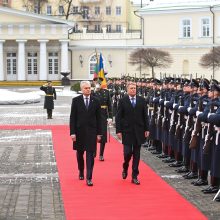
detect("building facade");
top-left (139, 0), bottom-right (220, 80)
top-left (0, 6), bottom-right (73, 81)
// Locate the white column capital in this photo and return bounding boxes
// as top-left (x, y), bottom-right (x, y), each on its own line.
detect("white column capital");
top-left (59, 39), bottom-right (70, 43)
top-left (38, 39), bottom-right (49, 43)
top-left (16, 39), bottom-right (27, 43)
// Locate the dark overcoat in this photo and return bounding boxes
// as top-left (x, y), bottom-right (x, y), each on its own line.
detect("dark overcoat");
top-left (116, 95), bottom-right (149, 146)
top-left (70, 95), bottom-right (102, 152)
top-left (40, 86), bottom-right (56, 109)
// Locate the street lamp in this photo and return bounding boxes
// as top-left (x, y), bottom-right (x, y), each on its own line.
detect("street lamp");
top-left (79, 55), bottom-right (83, 67)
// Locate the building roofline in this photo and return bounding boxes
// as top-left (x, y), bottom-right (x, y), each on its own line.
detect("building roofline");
top-left (0, 6), bottom-right (74, 26)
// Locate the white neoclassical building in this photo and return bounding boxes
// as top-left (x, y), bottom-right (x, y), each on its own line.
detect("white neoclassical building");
top-left (0, 6), bottom-right (73, 81)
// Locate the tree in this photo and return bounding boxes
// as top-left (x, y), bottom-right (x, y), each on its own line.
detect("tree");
top-left (199, 47), bottom-right (220, 78)
top-left (129, 48), bottom-right (173, 78)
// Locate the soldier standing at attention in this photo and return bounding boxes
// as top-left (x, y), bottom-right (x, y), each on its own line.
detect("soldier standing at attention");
top-left (94, 82), bottom-right (113, 161)
top-left (40, 81), bottom-right (56, 119)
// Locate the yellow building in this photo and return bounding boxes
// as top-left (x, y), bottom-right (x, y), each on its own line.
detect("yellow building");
top-left (139, 0), bottom-right (220, 80)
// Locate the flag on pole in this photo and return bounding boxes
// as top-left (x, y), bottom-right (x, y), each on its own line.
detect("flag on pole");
top-left (98, 53), bottom-right (107, 87)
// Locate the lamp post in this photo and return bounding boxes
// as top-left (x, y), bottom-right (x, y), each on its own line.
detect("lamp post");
top-left (79, 55), bottom-right (83, 67)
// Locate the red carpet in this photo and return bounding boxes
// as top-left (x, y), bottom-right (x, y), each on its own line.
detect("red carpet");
top-left (0, 125), bottom-right (207, 220)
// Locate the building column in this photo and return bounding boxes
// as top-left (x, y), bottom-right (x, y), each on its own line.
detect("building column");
top-left (0, 40), bottom-right (5, 81)
top-left (59, 40), bottom-right (69, 73)
top-left (16, 40), bottom-right (27, 81)
top-left (38, 40), bottom-right (48, 80)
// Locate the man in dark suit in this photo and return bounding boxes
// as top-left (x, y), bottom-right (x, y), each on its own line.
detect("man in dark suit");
top-left (116, 82), bottom-right (149, 185)
top-left (40, 81), bottom-right (56, 119)
top-left (70, 81), bottom-right (102, 186)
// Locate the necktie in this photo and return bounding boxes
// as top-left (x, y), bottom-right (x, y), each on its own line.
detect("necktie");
top-left (85, 97), bottom-right (89, 109)
top-left (131, 97), bottom-right (135, 108)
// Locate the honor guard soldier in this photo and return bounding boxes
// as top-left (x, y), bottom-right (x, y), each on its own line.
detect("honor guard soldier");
top-left (94, 81), bottom-right (113, 161)
top-left (40, 81), bottom-right (56, 119)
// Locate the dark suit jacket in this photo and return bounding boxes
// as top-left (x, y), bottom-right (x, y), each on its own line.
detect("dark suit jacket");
top-left (70, 95), bottom-right (102, 152)
top-left (116, 95), bottom-right (149, 145)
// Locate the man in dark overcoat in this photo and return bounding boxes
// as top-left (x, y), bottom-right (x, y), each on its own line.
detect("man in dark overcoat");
top-left (116, 82), bottom-right (149, 185)
top-left (40, 81), bottom-right (56, 119)
top-left (70, 81), bottom-right (102, 186)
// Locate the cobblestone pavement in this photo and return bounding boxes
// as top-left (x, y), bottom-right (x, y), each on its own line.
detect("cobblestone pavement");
top-left (0, 86), bottom-right (219, 220)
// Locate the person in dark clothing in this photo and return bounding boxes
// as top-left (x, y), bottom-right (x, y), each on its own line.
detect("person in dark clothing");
top-left (40, 81), bottom-right (56, 119)
top-left (94, 82), bottom-right (112, 161)
top-left (116, 82), bottom-right (149, 185)
top-left (70, 81), bottom-right (102, 186)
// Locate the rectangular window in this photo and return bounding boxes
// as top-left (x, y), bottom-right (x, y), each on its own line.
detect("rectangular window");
top-left (116, 25), bottom-right (122, 32)
top-left (116, 6), bottom-right (121, 16)
top-left (106, 25), bottom-right (111, 33)
top-left (182, 19), bottom-right (191, 38)
top-left (82, 6), bottom-right (89, 19)
top-left (27, 52), bottom-right (38, 75)
top-left (106, 6), bottom-right (111, 15)
top-left (48, 52), bottom-right (58, 75)
top-left (201, 18), bottom-right (210, 37)
top-left (34, 5), bottom-right (38, 13)
top-left (7, 53), bottom-right (17, 75)
top-left (59, 5), bottom-right (64, 15)
top-left (72, 6), bottom-right (78, 13)
top-left (95, 6), bottom-right (100, 15)
top-left (47, 5), bottom-right (52, 15)
top-left (95, 24), bottom-right (101, 32)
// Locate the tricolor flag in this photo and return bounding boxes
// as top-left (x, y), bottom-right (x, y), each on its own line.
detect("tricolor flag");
top-left (98, 53), bottom-right (107, 87)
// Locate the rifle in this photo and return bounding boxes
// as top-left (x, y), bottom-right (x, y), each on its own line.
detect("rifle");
top-left (169, 93), bottom-right (178, 135)
top-left (183, 94), bottom-right (195, 145)
top-left (189, 94), bottom-right (203, 149)
top-left (157, 85), bottom-right (164, 129)
top-left (149, 88), bottom-right (158, 138)
top-left (203, 100), bottom-right (215, 154)
top-left (175, 94), bottom-right (185, 140)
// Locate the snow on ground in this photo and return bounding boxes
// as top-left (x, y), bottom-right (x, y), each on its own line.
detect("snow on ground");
top-left (0, 86), bottom-right (79, 105)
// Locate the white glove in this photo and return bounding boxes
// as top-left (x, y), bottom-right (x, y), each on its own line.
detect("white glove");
top-left (187, 107), bottom-right (192, 112)
top-left (173, 104), bottom-right (178, 109)
top-left (208, 113), bottom-right (214, 118)
top-left (107, 118), bottom-right (112, 125)
top-left (196, 111), bottom-right (203, 117)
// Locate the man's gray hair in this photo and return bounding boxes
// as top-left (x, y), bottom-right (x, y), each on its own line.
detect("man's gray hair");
top-left (80, 81), bottom-right (91, 89)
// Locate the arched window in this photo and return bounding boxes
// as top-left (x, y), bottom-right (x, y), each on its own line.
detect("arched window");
top-left (89, 53), bottom-right (106, 79)
top-left (89, 54), bottom-right (98, 77)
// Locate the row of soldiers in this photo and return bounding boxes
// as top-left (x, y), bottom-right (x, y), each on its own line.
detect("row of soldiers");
top-left (94, 75), bottom-right (220, 202)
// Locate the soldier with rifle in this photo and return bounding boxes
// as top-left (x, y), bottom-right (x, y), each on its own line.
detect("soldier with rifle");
top-left (181, 79), bottom-right (200, 179)
top-left (190, 79), bottom-right (210, 186)
top-left (207, 84), bottom-right (220, 200)
top-left (198, 82), bottom-right (220, 194)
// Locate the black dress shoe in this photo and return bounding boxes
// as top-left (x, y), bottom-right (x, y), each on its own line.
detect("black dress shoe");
top-left (193, 179), bottom-right (208, 186)
top-left (203, 186), bottom-right (219, 194)
top-left (99, 156), bottom-right (104, 161)
top-left (162, 158), bottom-right (176, 163)
top-left (79, 172), bottom-right (84, 180)
top-left (176, 166), bottom-right (189, 173)
top-left (184, 172), bottom-right (198, 179)
top-left (122, 170), bottom-right (128, 179)
top-left (191, 178), bottom-right (200, 185)
top-left (201, 185), bottom-right (211, 192)
top-left (215, 197), bottom-right (220, 202)
top-left (182, 172), bottom-right (191, 178)
top-left (169, 161), bottom-right (183, 167)
top-left (86, 179), bottom-right (93, 186)
top-left (148, 146), bottom-right (156, 151)
top-left (157, 154), bottom-right (169, 159)
top-left (131, 178), bottom-right (140, 185)
top-left (151, 151), bottom-right (162, 155)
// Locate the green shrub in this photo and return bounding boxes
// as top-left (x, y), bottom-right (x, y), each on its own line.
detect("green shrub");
top-left (71, 82), bottom-right (80, 92)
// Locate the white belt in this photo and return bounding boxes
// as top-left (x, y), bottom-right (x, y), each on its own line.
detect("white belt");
top-left (215, 126), bottom-right (220, 145)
